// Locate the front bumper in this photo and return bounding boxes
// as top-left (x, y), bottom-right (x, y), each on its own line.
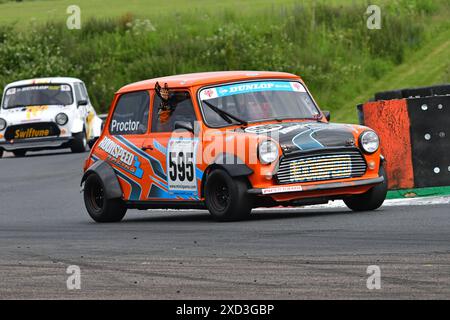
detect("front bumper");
top-left (0, 136), bottom-right (73, 151)
top-left (248, 176), bottom-right (384, 195)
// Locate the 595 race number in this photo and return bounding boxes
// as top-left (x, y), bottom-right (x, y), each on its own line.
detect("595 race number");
top-left (167, 139), bottom-right (197, 192)
top-left (169, 151), bottom-right (194, 182)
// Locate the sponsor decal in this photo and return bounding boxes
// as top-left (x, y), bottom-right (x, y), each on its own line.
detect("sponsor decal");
top-left (290, 82), bottom-right (306, 92)
top-left (261, 185), bottom-right (303, 195)
top-left (26, 105), bottom-right (49, 119)
top-left (199, 88), bottom-right (218, 100)
top-left (19, 85), bottom-right (67, 92)
top-left (167, 138), bottom-right (198, 192)
top-left (289, 155), bottom-right (352, 182)
top-left (14, 128), bottom-right (50, 139)
top-left (111, 119), bottom-right (140, 133)
top-left (98, 136), bottom-right (143, 178)
top-left (200, 81), bottom-right (306, 100)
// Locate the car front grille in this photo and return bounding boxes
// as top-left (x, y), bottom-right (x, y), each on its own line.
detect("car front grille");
top-left (276, 149), bottom-right (367, 184)
top-left (4, 122), bottom-right (60, 141)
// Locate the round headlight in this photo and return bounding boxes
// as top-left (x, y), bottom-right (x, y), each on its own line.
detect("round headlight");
top-left (0, 118), bottom-right (6, 131)
top-left (360, 130), bottom-right (379, 153)
top-left (55, 113), bottom-right (68, 126)
top-left (258, 140), bottom-right (279, 164)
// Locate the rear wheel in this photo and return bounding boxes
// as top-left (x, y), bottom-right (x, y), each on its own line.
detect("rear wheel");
top-left (344, 165), bottom-right (388, 211)
top-left (204, 169), bottom-right (253, 221)
top-left (71, 131), bottom-right (87, 153)
top-left (13, 150), bottom-right (26, 157)
top-left (0, 150), bottom-right (3, 158)
top-left (83, 174), bottom-right (127, 222)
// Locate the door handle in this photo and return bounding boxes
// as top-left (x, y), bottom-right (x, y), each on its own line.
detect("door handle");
top-left (141, 144), bottom-right (153, 151)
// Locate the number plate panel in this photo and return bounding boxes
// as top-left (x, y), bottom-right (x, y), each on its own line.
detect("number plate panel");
top-left (167, 138), bottom-right (198, 193)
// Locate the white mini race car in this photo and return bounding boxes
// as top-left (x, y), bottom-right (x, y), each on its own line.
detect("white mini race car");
top-left (0, 77), bottom-right (103, 157)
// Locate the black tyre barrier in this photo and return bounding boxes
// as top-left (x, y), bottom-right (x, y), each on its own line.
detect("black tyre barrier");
top-left (374, 90), bottom-right (403, 101)
top-left (360, 83), bottom-right (450, 189)
top-left (402, 86), bottom-right (433, 99)
top-left (407, 96), bottom-right (450, 188)
top-left (374, 84), bottom-right (450, 101)
top-left (431, 84), bottom-right (450, 96)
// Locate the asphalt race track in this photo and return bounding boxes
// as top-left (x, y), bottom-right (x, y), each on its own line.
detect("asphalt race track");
top-left (0, 150), bottom-right (449, 299)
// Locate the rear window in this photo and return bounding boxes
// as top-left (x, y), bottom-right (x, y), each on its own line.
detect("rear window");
top-left (110, 91), bottom-right (150, 135)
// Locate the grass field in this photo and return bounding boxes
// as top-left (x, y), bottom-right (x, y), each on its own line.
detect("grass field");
top-left (0, 0), bottom-right (366, 25)
top-left (336, 24), bottom-right (450, 122)
top-left (0, 0), bottom-right (449, 122)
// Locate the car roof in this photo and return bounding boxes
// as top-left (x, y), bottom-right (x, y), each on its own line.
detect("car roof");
top-left (117, 71), bottom-right (301, 93)
top-left (5, 77), bottom-right (83, 89)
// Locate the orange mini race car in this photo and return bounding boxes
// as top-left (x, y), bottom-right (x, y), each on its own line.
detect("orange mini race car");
top-left (81, 71), bottom-right (387, 222)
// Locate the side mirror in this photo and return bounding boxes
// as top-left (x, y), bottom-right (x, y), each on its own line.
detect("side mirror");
top-left (88, 137), bottom-right (98, 149)
top-left (322, 110), bottom-right (331, 121)
top-left (174, 121), bottom-right (194, 133)
top-left (77, 100), bottom-right (88, 107)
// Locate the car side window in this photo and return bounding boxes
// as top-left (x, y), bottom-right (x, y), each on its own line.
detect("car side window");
top-left (73, 84), bottom-right (83, 103)
top-left (79, 83), bottom-right (89, 102)
top-left (110, 91), bottom-right (150, 135)
top-left (151, 91), bottom-right (196, 132)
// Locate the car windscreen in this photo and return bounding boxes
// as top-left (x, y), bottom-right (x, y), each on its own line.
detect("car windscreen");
top-left (199, 80), bottom-right (320, 127)
top-left (2, 84), bottom-right (74, 109)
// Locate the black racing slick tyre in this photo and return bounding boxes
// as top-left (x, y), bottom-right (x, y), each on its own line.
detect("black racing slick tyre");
top-left (204, 169), bottom-right (253, 222)
top-left (344, 166), bottom-right (388, 212)
top-left (71, 131), bottom-right (87, 153)
top-left (0, 149), bottom-right (3, 158)
top-left (13, 150), bottom-right (26, 157)
top-left (83, 174), bottom-right (127, 223)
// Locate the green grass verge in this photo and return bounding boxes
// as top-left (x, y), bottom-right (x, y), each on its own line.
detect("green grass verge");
top-left (387, 186), bottom-right (450, 199)
top-left (336, 20), bottom-right (450, 123)
top-left (0, 0), bottom-right (448, 120)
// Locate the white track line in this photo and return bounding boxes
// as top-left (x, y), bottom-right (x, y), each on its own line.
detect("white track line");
top-left (272, 195), bottom-right (450, 210)
top-left (145, 195), bottom-right (450, 213)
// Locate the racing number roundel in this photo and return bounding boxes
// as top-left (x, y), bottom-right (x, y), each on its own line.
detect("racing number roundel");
top-left (167, 139), bottom-right (197, 192)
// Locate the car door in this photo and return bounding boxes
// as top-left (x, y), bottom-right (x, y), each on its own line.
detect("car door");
top-left (142, 90), bottom-right (201, 201)
top-left (104, 90), bottom-right (151, 201)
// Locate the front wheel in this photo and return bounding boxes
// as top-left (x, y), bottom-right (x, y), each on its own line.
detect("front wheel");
top-left (71, 131), bottom-right (87, 153)
top-left (0, 149), bottom-right (3, 158)
top-left (83, 174), bottom-right (127, 222)
top-left (204, 169), bottom-right (253, 221)
top-left (344, 165), bottom-right (388, 211)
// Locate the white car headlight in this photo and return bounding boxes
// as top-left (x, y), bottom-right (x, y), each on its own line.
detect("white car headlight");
top-left (258, 140), bottom-right (279, 164)
top-left (55, 113), bottom-right (68, 126)
top-left (360, 130), bottom-right (379, 153)
top-left (0, 118), bottom-right (6, 131)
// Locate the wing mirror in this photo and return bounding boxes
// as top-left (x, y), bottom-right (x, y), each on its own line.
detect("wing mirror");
top-left (174, 121), bottom-right (194, 133)
top-left (77, 100), bottom-right (88, 107)
top-left (322, 110), bottom-right (331, 121)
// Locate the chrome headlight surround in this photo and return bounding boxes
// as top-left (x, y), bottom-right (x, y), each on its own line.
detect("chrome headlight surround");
top-left (258, 140), bottom-right (279, 164)
top-left (55, 113), bottom-right (68, 126)
top-left (359, 130), bottom-right (379, 154)
top-left (0, 118), bottom-right (6, 131)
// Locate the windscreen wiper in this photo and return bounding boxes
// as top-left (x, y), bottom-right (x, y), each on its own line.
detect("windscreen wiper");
top-left (6, 105), bottom-right (26, 109)
top-left (202, 100), bottom-right (248, 126)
